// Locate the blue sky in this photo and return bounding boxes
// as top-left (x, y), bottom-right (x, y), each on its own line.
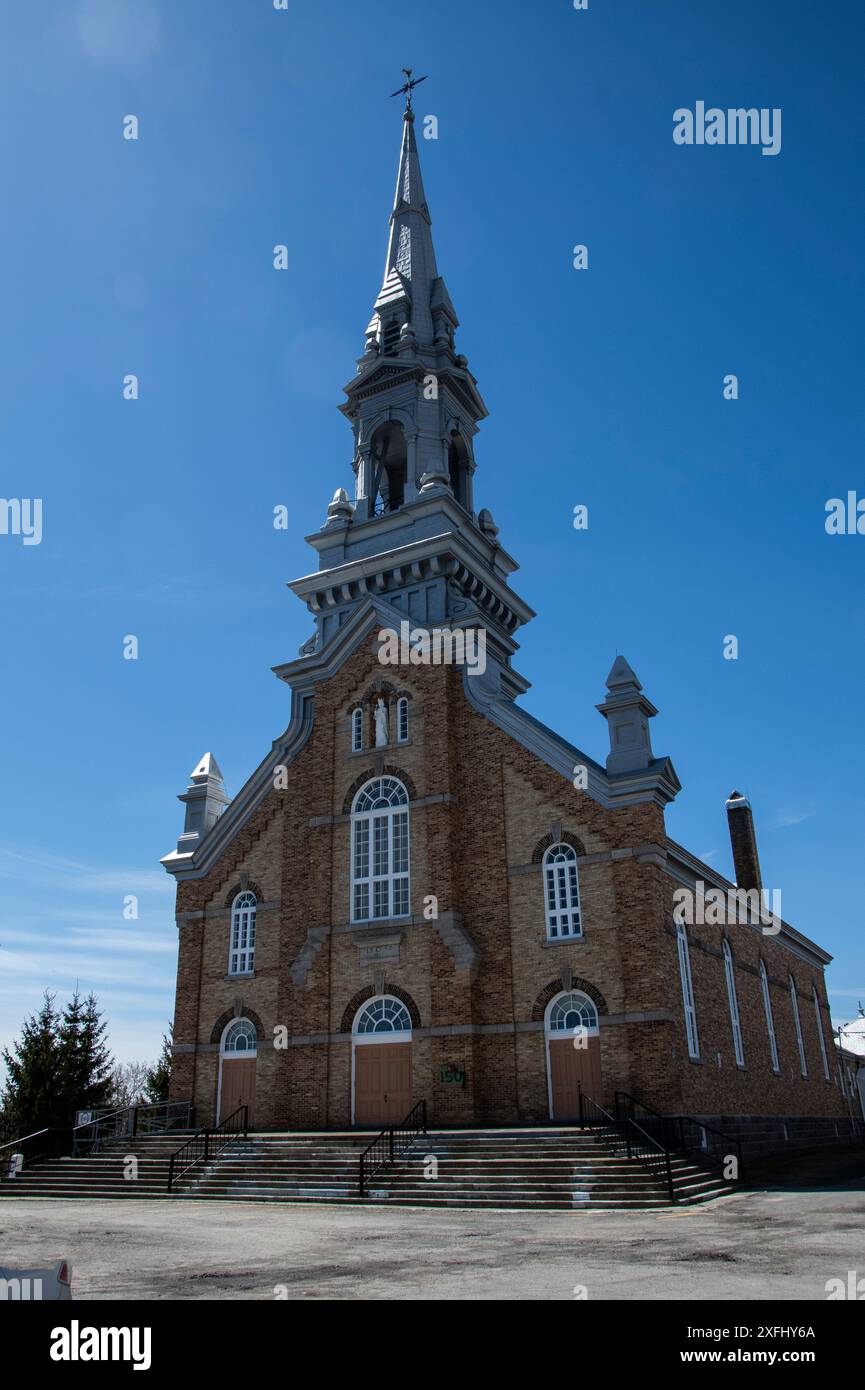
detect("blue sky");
top-left (1, 0), bottom-right (863, 1066)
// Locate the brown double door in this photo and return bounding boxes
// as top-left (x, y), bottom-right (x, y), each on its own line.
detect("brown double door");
top-left (548, 1036), bottom-right (602, 1121)
top-left (354, 1043), bottom-right (412, 1126)
top-left (219, 1057), bottom-right (256, 1126)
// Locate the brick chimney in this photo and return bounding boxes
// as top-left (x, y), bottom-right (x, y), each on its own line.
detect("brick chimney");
top-left (725, 790), bottom-right (762, 891)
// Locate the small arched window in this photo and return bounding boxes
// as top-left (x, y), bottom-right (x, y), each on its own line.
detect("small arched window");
top-left (229, 891), bottom-right (256, 976)
top-left (722, 940), bottom-right (744, 1066)
top-left (222, 1018), bottom-right (257, 1054)
top-left (354, 996), bottom-right (412, 1035)
top-left (547, 991), bottom-right (598, 1033)
top-left (396, 697), bottom-right (409, 744)
top-left (352, 707), bottom-right (364, 753)
top-left (543, 844), bottom-right (582, 939)
top-left (351, 777), bottom-right (410, 922)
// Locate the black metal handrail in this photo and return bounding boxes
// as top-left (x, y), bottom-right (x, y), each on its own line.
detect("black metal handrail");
top-left (167, 1104), bottom-right (248, 1192)
top-left (579, 1090), bottom-right (675, 1202)
top-left (0, 1127), bottom-right (72, 1180)
top-left (73, 1100), bottom-right (195, 1156)
top-left (359, 1100), bottom-right (427, 1197)
top-left (614, 1090), bottom-right (746, 1184)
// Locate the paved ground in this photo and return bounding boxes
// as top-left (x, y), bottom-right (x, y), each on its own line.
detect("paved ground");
top-left (2, 1186), bottom-right (864, 1300)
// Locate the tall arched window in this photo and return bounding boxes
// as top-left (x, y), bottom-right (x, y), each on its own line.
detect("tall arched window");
top-left (221, 1018), bottom-right (257, 1054)
top-left (789, 974), bottom-right (807, 1077)
top-left (812, 986), bottom-right (830, 1080)
top-left (396, 697), bottom-right (409, 744)
top-left (722, 940), bottom-right (744, 1066)
top-left (354, 996), bottom-right (412, 1035)
top-left (351, 777), bottom-right (410, 922)
top-left (760, 960), bottom-right (780, 1073)
top-left (676, 922), bottom-right (699, 1059)
top-left (543, 844), bottom-right (582, 939)
top-left (546, 991), bottom-right (598, 1034)
top-left (351, 707), bottom-right (364, 753)
top-left (229, 891), bottom-right (256, 976)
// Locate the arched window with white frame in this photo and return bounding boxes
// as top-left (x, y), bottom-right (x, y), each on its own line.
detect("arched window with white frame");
top-left (543, 843), bottom-right (582, 939)
top-left (353, 996), bottom-right (413, 1035)
top-left (545, 991), bottom-right (599, 1035)
top-left (221, 1018), bottom-right (257, 1055)
top-left (676, 922), bottom-right (700, 1059)
top-left (229, 891), bottom-right (256, 976)
top-left (396, 697), bottom-right (409, 744)
top-left (790, 974), bottom-right (807, 1077)
top-left (812, 986), bottom-right (830, 1080)
top-left (760, 960), bottom-right (780, 1073)
top-left (351, 707), bottom-right (364, 753)
top-left (722, 939), bottom-right (744, 1066)
top-left (351, 776), bottom-right (410, 922)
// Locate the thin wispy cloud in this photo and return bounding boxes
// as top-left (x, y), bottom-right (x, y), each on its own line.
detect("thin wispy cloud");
top-left (0, 843), bottom-right (176, 1065)
top-left (767, 809), bottom-right (815, 830)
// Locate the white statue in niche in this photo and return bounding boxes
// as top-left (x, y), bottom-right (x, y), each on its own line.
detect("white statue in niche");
top-left (374, 697), bottom-right (389, 747)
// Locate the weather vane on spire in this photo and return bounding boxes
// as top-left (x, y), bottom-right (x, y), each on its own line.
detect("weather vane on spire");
top-left (390, 68), bottom-right (427, 112)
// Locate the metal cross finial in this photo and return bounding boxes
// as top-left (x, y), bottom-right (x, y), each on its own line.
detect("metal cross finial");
top-left (390, 68), bottom-right (427, 111)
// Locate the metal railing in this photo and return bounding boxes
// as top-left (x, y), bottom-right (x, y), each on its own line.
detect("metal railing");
top-left (0, 1127), bottom-right (72, 1180)
top-left (73, 1101), bottom-right (195, 1156)
top-left (167, 1104), bottom-right (248, 1192)
top-left (614, 1091), bottom-right (745, 1185)
top-left (359, 1100), bottom-right (427, 1198)
top-left (579, 1090), bottom-right (675, 1202)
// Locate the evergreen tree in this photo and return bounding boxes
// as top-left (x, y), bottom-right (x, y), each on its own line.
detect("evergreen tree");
top-left (145, 1027), bottom-right (173, 1103)
top-left (1, 989), bottom-right (116, 1138)
top-left (65, 992), bottom-right (113, 1116)
top-left (0, 992), bottom-right (61, 1137)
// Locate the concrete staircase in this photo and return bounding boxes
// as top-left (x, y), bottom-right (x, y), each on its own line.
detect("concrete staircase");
top-left (0, 1127), bottom-right (734, 1210)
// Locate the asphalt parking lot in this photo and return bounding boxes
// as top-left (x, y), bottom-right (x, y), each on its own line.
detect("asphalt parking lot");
top-left (2, 1187), bottom-right (864, 1300)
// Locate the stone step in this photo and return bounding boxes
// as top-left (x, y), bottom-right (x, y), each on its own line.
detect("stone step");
top-left (0, 1124), bottom-right (736, 1209)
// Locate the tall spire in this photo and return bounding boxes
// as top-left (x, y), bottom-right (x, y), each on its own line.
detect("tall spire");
top-left (377, 109), bottom-right (438, 346)
top-left (338, 79), bottom-right (488, 523)
top-left (362, 88), bottom-right (457, 360)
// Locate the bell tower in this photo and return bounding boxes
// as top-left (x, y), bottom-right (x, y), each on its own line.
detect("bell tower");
top-left (343, 77), bottom-right (486, 517)
top-left (285, 77), bottom-right (535, 700)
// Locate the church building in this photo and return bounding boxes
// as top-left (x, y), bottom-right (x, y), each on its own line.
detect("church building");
top-left (162, 94), bottom-right (848, 1146)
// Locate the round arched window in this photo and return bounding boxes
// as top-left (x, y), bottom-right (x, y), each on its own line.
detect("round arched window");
top-left (547, 992), bottom-right (598, 1033)
top-left (222, 1019), bottom-right (257, 1054)
top-left (354, 996), bottom-right (412, 1035)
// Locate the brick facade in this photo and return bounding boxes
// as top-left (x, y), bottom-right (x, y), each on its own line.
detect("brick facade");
top-left (168, 635), bottom-right (847, 1133)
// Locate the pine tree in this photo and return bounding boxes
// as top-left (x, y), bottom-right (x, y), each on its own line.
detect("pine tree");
top-left (57, 990), bottom-right (114, 1123)
top-left (145, 1027), bottom-right (173, 1103)
top-left (0, 992), bottom-right (62, 1137)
